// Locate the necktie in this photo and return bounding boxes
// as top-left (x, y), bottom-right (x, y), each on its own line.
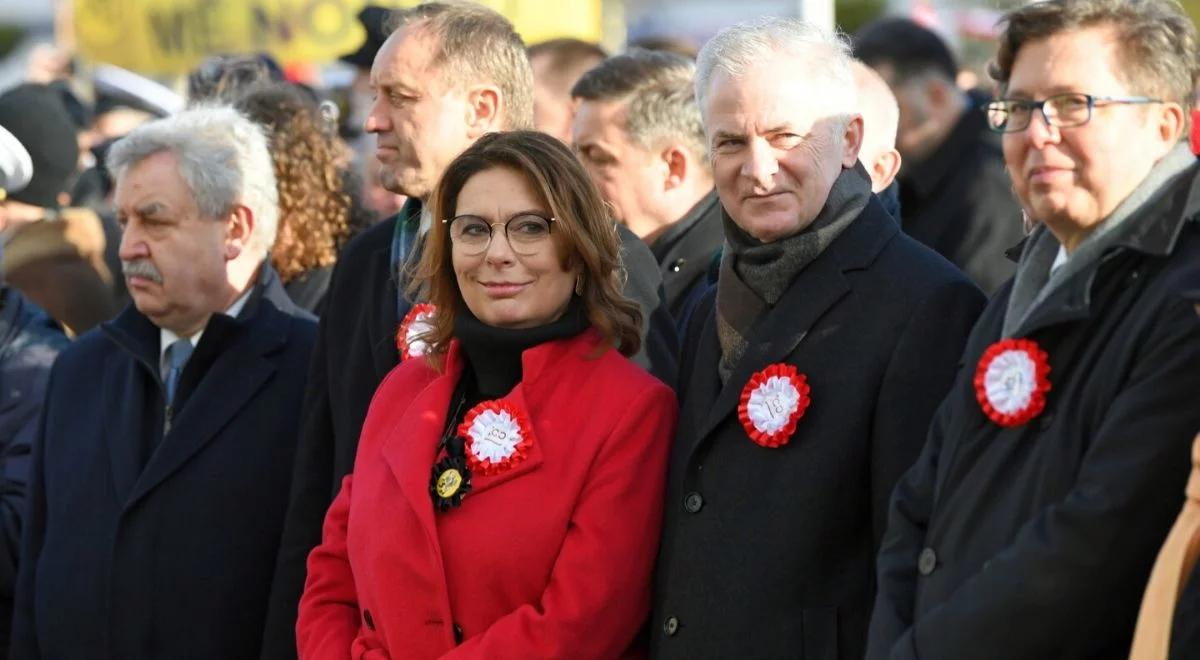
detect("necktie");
top-left (163, 338), bottom-right (194, 407)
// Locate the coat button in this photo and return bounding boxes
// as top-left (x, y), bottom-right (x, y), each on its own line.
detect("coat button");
top-left (663, 616), bottom-right (680, 636)
top-left (363, 608), bottom-right (375, 630)
top-left (671, 258), bottom-right (686, 273)
top-left (917, 547), bottom-right (938, 576)
top-left (453, 623), bottom-right (464, 644)
top-left (683, 492), bottom-right (704, 513)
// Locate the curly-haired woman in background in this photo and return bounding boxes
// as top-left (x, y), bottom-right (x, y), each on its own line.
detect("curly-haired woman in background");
top-left (236, 83), bottom-right (359, 312)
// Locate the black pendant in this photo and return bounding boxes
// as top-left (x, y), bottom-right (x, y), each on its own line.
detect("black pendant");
top-left (430, 437), bottom-right (472, 511)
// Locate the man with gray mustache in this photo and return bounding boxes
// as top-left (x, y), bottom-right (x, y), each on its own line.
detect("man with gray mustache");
top-left (121, 259), bottom-right (162, 284)
top-left (10, 105), bottom-right (317, 660)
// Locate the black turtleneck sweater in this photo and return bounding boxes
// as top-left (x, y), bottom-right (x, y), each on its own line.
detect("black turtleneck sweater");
top-left (443, 298), bottom-right (590, 433)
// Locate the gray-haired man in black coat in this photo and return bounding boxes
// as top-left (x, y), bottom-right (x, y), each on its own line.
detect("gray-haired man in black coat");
top-left (651, 17), bottom-right (985, 660)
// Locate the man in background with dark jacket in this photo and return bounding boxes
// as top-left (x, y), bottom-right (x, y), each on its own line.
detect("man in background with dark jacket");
top-left (573, 49), bottom-right (723, 323)
top-left (0, 124), bottom-right (69, 656)
top-left (854, 18), bottom-right (1024, 294)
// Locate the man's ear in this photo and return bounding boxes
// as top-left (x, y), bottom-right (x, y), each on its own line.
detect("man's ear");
top-left (1154, 101), bottom-right (1186, 149)
top-left (225, 204), bottom-right (256, 261)
top-left (661, 144), bottom-right (689, 191)
top-left (840, 114), bottom-right (865, 167)
top-left (869, 149), bottom-right (902, 192)
top-left (465, 85), bottom-right (503, 139)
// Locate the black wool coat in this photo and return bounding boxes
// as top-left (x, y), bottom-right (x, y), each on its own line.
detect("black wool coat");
top-left (261, 202), bottom-right (679, 660)
top-left (9, 267), bottom-right (316, 660)
top-left (867, 164), bottom-right (1200, 660)
top-left (651, 190), bottom-right (724, 325)
top-left (898, 105), bottom-right (1025, 295)
top-left (651, 198), bottom-right (985, 660)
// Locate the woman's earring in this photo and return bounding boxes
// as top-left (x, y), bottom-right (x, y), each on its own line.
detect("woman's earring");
top-left (575, 274), bottom-right (585, 296)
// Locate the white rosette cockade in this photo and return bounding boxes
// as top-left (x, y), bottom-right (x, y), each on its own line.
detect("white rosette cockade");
top-left (396, 303), bottom-right (437, 360)
top-left (973, 338), bottom-right (1052, 427)
top-left (458, 400), bottom-right (534, 476)
top-left (738, 363), bottom-right (812, 448)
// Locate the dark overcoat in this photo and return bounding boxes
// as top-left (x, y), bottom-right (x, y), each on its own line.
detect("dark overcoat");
top-left (9, 268), bottom-right (315, 659)
top-left (867, 164), bottom-right (1200, 660)
top-left (261, 202), bottom-right (679, 659)
top-left (651, 190), bottom-right (724, 324)
top-left (898, 105), bottom-right (1025, 295)
top-left (651, 198), bottom-right (985, 660)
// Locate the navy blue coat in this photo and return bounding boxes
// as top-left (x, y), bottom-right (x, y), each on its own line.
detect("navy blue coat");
top-left (0, 288), bottom-right (67, 651)
top-left (10, 267), bottom-right (315, 660)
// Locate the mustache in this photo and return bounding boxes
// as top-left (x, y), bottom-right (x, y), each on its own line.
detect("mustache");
top-left (121, 259), bottom-right (163, 284)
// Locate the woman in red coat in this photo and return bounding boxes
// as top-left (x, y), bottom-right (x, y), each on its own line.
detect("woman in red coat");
top-left (297, 130), bottom-right (678, 659)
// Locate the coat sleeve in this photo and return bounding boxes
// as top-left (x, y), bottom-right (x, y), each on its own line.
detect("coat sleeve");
top-left (295, 474), bottom-right (360, 660)
top-left (261, 275), bottom-right (341, 660)
top-left (870, 279), bottom-right (984, 548)
top-left (439, 384), bottom-right (679, 660)
top-left (881, 293), bottom-right (1200, 660)
top-left (617, 223), bottom-right (680, 389)
top-left (866, 392), bottom-right (952, 659)
top-left (9, 360), bottom-right (57, 658)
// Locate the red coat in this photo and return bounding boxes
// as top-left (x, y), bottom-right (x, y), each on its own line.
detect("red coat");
top-left (297, 329), bottom-right (677, 659)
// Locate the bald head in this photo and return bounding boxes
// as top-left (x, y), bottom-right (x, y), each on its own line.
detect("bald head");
top-left (852, 60), bottom-right (902, 192)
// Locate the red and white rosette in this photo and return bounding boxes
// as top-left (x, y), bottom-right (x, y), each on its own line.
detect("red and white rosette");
top-left (396, 303), bottom-right (436, 360)
top-left (738, 363), bottom-right (812, 448)
top-left (973, 338), bottom-right (1051, 427)
top-left (458, 400), bottom-right (534, 476)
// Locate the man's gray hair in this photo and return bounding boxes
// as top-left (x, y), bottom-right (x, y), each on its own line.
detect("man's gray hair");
top-left (572, 49), bottom-right (707, 168)
top-left (386, 2), bottom-right (534, 130)
top-left (108, 105), bottom-right (279, 256)
top-left (695, 17), bottom-right (858, 125)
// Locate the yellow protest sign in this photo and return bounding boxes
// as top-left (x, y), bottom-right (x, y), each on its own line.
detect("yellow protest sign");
top-left (73, 0), bottom-right (602, 76)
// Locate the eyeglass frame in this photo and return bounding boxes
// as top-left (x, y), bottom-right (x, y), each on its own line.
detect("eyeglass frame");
top-left (983, 93), bottom-right (1163, 133)
top-left (441, 211), bottom-right (558, 256)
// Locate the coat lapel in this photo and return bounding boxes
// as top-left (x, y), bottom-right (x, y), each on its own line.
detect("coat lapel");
top-left (99, 306), bottom-right (163, 505)
top-left (382, 350), bottom-right (463, 550)
top-left (102, 350), bottom-right (148, 503)
top-left (692, 255), bottom-right (849, 448)
top-left (125, 298), bottom-right (290, 508)
top-left (689, 201), bottom-right (897, 454)
top-left (464, 383), bottom-right (545, 498)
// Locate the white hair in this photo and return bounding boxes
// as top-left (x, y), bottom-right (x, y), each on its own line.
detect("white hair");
top-left (108, 104), bottom-right (279, 257)
top-left (695, 17), bottom-right (858, 127)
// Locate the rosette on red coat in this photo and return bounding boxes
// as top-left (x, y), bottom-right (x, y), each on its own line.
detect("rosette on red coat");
top-left (458, 400), bottom-right (535, 476)
top-left (396, 303), bottom-right (436, 360)
top-left (738, 363), bottom-right (812, 448)
top-left (973, 337), bottom-right (1052, 427)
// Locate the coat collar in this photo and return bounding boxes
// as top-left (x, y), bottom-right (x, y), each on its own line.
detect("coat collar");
top-left (1007, 156), bottom-right (1200, 337)
top-left (688, 197), bottom-right (898, 448)
top-left (381, 329), bottom-right (608, 554)
top-left (652, 189), bottom-right (720, 262)
top-left (100, 264), bottom-right (302, 507)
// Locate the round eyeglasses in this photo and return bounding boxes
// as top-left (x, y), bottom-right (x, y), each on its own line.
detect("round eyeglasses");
top-left (984, 93), bottom-right (1162, 133)
top-left (443, 213), bottom-right (557, 256)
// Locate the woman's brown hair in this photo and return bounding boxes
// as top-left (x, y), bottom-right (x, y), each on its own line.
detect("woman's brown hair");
top-left (410, 130), bottom-right (642, 360)
top-left (235, 83), bottom-right (353, 282)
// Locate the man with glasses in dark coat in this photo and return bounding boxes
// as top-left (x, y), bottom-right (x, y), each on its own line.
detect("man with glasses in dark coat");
top-left (868, 2), bottom-right (1200, 657)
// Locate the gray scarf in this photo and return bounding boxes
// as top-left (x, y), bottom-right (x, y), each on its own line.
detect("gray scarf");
top-left (715, 164), bottom-right (873, 382)
top-left (1003, 142), bottom-right (1195, 337)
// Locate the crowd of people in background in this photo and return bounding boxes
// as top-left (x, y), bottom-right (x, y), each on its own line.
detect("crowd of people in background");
top-left (0, 0), bottom-right (1198, 658)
